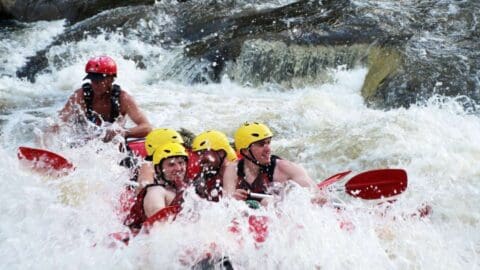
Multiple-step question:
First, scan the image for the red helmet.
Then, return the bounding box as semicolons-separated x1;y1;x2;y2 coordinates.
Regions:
84;56;117;76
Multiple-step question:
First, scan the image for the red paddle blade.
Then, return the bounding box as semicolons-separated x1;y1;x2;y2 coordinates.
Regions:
345;169;407;200
143;205;181;228
18;146;74;172
317;170;352;189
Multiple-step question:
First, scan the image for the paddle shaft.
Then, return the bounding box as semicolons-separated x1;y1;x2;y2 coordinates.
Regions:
249;192;273;200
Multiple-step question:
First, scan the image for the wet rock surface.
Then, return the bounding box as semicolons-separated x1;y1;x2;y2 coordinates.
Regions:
0;0;154;23
11;0;480;109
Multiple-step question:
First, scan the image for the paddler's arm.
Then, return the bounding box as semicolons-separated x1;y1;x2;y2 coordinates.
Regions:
276;159;316;188
34;90;82;147
58;89;83;124
277;160;327;205
222;162;249;201
135;162;155;195
42;89;83;141
143;186;168;218
120;91;152;138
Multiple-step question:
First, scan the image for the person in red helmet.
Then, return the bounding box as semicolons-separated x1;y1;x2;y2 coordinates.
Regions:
58;56;151;142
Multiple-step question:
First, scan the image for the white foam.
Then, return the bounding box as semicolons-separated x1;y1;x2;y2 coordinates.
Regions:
0;9;479;270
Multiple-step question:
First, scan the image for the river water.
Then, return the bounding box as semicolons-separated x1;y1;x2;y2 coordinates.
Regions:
0;1;479;269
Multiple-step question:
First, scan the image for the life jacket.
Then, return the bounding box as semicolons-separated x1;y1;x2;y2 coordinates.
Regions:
124;181;184;231
186;150;201;181
82;82;122;125
236;155;280;201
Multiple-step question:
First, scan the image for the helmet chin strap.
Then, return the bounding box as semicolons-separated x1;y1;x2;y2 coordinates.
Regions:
155;163;167;181
155;162;177;189
243;148;269;171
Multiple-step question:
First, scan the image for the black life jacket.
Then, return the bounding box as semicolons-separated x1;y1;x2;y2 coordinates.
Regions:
82;82;121;125
237;155;280;200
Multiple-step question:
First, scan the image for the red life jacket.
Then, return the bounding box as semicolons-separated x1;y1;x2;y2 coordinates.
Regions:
186;150;201;181
124;182;184;231
236;155;280;201
124;184;155;230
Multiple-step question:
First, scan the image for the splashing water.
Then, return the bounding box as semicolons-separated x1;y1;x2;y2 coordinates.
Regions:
0;4;479;270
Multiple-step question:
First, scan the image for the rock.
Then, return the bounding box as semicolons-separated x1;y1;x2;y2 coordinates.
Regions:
229;39;370;88
13;0;478;109
182;0;350;82
361;47;404;104
365;45;480;109
0;0;154;23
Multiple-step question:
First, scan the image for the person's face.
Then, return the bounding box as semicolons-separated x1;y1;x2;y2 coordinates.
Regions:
196;150;222;177
90;76;114;94
160;156;187;187
247;137;272;165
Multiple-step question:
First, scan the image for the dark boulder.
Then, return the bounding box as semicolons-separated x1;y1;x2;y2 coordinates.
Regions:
182;0;351;82
359;0;480;109
0;0;154;23
13;0;479;109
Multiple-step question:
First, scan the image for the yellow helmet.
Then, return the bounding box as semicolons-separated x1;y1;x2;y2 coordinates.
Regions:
145;128;184;156
192;130;237;161
152;142;188;166
234;122;273;151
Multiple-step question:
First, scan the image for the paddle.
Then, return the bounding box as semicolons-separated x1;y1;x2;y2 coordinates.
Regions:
18;146;74;176
344;169;407;200
249;169;407;200
317;170;352;189
248;170;352;200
